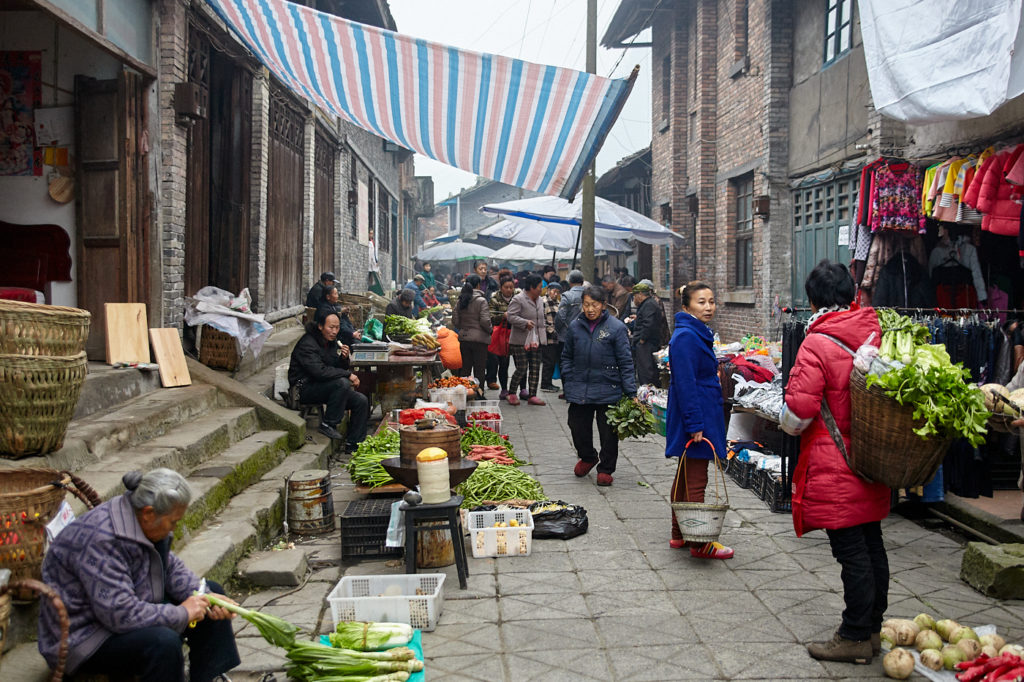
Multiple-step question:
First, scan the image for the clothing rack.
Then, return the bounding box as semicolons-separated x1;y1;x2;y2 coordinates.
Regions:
782;306;1024;315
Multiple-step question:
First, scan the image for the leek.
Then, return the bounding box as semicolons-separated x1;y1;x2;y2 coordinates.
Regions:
202;593;301;649
285;640;424;675
331;621;414;650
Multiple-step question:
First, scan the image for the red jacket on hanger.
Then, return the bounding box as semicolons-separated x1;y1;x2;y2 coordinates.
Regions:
974;145;1024;236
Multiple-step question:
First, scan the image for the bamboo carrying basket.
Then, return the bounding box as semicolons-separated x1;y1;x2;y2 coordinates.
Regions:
198;325;241;371
671;440;730;543
0;468;70;592
0;352;88;458
848;368;952;489
0;300;90;356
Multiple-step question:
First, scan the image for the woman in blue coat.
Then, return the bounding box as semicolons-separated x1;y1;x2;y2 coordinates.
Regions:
561;285;636;486
666;281;733;559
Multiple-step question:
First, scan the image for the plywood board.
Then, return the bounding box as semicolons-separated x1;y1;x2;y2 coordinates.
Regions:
104;303;150;364
149;328;191;387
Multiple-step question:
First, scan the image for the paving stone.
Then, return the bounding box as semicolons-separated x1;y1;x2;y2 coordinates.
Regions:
594;612;697;647
422;652;508;682
419;622;504;657
498;570;583;595
238;547;309;586
500;617;601;651
570;549;651;572
505;647;615;681
605;643;719;680
707;641;828;679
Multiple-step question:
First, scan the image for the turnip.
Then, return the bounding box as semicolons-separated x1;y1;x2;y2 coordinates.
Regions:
950;625;979;645
979;633;1005;651
956;638;982;659
1000;644;1024;657
881;619;920;646
919;648;943;671
941;644;967;670
915;629;943;652
913;613;937;632
880;626;897;648
1008;388;1024;415
936;619;961;641
882;648;915;679
982;644;999;658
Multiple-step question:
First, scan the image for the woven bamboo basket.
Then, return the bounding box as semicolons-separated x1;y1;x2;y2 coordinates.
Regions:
0;587;9;659
0;352;88;458
671;440;730;543
849;368;952;489
0;469;70;591
198;326;240;371
0;300;91;357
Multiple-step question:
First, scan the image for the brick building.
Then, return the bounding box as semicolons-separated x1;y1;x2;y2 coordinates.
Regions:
605;0;1024;340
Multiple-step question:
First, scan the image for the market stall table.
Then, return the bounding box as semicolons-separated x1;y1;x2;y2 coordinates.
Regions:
351;353;443;416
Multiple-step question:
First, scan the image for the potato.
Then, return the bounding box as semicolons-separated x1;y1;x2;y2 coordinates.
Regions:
979;633;1006;651
882;648;915;680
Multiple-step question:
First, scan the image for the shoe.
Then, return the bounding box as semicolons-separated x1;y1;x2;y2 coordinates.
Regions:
689;541;734;560
870;632;880;656
596;473;613;486
669;538;687;549
499;389;509;399
488;382;499;390
507;393;520;406
558;393;566;400
806;631;872;664
318;422;344;441
527;396;546;406
574;459;597;477
518;389;530;400
540;384;557;392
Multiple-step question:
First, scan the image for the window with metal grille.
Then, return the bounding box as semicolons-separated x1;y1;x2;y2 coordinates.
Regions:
378;185;390;253
733;174;754;289
824;0;854;64
663;246;671;289
661;55;670;125
791;175;857;307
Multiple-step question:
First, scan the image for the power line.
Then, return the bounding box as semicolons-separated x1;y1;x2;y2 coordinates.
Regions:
518;0;533;59
607;0;663;78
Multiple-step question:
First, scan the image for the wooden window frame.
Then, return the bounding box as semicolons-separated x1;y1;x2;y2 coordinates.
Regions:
824;0;854;65
733;174;754;290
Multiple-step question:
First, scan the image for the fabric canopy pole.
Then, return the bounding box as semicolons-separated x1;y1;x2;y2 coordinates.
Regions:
205;0;636;199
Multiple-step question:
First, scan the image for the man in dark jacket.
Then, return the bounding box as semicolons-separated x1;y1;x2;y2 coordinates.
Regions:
288;310;369;450
316;285;356;347
385;289;416;318
305;271;336;308
602;274;631;319
629;281;667;386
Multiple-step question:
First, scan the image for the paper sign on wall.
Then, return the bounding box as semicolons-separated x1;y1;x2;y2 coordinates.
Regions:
838;225;850;247
357;180;369;246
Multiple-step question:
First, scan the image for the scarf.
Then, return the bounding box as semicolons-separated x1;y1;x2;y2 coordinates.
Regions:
805;304;850;331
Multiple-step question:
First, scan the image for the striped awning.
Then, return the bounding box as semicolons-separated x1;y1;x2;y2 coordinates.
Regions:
205;0;636;199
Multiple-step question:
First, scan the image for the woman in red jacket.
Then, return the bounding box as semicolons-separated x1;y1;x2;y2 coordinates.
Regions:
780;260;891;665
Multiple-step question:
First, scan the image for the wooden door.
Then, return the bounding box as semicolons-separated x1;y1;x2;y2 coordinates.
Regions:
185;24;211;299
75;72;149;360
313;126;336;278
265;90;305;311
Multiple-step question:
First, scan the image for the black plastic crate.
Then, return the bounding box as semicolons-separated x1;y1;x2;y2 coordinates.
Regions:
340;498;402;561
763;472;792;513
751;467;771;501
726;459;756;489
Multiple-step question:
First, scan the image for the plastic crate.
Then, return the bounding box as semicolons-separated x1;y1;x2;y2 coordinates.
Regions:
339;499;402;561
752;468;772;501
727;459;755;489
466;406;503;433
763;472;792;513
651;403;667;437
328;573;445;632
467;508;534;558
467;399;501;411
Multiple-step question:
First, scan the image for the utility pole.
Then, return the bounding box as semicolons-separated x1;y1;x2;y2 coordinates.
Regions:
580;0;596;284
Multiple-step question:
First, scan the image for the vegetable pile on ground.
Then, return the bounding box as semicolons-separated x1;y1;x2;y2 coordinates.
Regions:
455;460;545;508
606;396;655;440
346;429;400;488
460;425;518;459
869;310;990;447
878;613;1023;679
384;315;431;338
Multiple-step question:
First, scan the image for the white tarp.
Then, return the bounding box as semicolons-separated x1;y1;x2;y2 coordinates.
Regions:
860;0;1024;123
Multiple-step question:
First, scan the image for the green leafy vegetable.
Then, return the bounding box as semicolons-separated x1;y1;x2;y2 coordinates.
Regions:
346;429;400;487
330;621;413;650
204;593;301;649
384;315;431;337
605;396;655;440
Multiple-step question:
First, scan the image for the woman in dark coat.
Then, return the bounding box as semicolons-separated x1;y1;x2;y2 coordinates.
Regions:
561;285;636;486
666;281;733;559
780;260;890;665
451;274;492;390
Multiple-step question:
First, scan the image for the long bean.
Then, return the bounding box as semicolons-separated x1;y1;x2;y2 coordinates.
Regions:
455;461;545;508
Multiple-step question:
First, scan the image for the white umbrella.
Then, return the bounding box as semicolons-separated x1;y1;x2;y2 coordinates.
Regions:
480;195;682;245
415;239;495;263
490;243;581;263
478;219;633;252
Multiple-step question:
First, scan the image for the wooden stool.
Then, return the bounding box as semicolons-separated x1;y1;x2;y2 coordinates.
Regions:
399;494;468;589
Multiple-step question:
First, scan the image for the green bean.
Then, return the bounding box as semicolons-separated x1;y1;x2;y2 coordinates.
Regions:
455;462;545;508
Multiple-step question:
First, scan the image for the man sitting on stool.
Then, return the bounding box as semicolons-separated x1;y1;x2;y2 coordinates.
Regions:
288;309;369;451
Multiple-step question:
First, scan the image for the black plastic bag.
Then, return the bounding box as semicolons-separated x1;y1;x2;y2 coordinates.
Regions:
529;500;588;539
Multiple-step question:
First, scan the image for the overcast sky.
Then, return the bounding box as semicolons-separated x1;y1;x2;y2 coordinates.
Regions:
388;0;652;201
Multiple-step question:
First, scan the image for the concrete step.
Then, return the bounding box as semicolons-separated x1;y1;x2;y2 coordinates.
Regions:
72;362;162;420
233;320;304;383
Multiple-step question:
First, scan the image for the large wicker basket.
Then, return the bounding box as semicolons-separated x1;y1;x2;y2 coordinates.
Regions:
198;326;240;371
849;368;952;489
0;468;70;592
0;300;91;356
671;440;730;543
0;352;88;458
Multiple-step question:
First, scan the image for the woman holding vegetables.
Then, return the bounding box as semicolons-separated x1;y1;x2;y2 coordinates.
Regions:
451;274;492;393
665;281;734;560
561;285;636;486
779;260;891;665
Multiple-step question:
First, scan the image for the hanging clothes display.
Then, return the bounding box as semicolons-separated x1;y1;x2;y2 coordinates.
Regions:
928;231;988;307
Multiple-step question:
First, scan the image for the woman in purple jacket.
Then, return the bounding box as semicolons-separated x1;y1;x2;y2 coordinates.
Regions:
39;469;239;682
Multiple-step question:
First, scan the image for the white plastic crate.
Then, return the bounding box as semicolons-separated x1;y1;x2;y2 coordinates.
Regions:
428;385;467;411
466;405;503;433
467;399;501;410
327;573;445;632
467;509;534;558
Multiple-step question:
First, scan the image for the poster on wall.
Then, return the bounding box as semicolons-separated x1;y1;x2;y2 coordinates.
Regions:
357;179;369;246
0;51;42;176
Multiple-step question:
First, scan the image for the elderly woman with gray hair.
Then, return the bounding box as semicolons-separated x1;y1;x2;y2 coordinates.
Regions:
39;468;240;682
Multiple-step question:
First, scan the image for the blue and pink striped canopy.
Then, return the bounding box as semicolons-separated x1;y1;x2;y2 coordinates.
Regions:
205;0;635;199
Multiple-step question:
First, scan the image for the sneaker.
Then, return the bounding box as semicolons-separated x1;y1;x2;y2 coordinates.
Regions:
541;385;559;393
574;459;597;477
689;541;734;560
488;382;499;390
507;393;520;406
527;396;546;406
499;389;509;399
596;473;613;486
806;631;872;664
318;422;344;441
669;538;687;549
871;632;880;656
518;389;530;400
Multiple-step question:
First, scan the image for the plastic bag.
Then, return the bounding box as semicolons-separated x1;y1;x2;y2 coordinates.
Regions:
363;317;383;341
529;500;588;539
524;327;539;351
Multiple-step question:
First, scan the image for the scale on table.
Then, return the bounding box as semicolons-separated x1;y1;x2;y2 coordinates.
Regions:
352;342;390;362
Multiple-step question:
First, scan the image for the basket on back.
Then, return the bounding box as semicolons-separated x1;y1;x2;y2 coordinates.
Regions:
848;368;951;489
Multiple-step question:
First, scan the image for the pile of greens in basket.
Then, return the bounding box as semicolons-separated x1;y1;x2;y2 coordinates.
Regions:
605;396;655;440
868;309;989;446
346;429;400;488
455;461;545;508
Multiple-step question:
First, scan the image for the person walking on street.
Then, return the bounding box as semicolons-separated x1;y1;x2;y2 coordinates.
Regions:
601;274;631;319
562;285;636;486
629;281;667;386
488;275;523;398
451;274;492;392
506;274;547;406
420;261;436;291
666;281;734;559
780;260;891;665
540;284;562;392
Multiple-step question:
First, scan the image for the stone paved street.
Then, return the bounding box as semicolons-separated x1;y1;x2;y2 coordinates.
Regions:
231;398;1024;681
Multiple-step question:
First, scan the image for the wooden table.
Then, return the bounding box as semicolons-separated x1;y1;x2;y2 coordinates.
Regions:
351;354;443;415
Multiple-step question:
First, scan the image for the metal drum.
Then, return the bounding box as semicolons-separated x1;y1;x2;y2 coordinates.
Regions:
287;470;335;535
